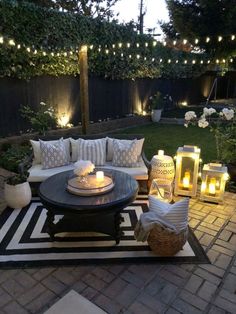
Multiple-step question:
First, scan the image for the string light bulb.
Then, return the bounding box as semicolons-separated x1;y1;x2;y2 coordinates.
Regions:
145;42;148;47
118;43;122;48
105;49;109;54
206;37;210;43
0;37;3;44
168;59;171;63
26;47;31;52
231;35;235;40
175;60;179;63
127;43;130;48
230;58;233;62
17;44;21;49
192;60;196;64
8;39;15;46
112;44;115;48
184;60;188;64
218;36;223;42
194;38;199;44
173;40;177;45
153;41;157;47
159;58;163;63
183;39;187;45
136;54;140;59
89;45;93;49
200;60;203;64
136;43;140;48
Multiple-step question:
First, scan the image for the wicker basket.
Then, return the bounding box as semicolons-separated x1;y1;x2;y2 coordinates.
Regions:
147;224;188;256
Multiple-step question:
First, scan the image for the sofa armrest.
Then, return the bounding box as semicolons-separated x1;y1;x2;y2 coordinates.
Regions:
18;151;34;175
141;151;151;171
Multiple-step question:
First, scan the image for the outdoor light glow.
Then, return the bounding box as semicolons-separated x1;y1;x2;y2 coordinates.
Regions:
118;43;122;48
8;39;15;46
57;113;70;127
206;37;210;43
145;42;148;47
183;171;190;189
176;60;179;63
184;60;187;64
231;35;235;40
17;44;21;49
0;37;3;44
153;41;157;47
136;43;140;47
136;54;140;59
180;101;188;106
158;150;164;156
218;36;223;42
192;60;196;64
89;45;93;49
194;38;199;44
183;39;187;44
127;43;130;48
173;40;177;45
26;47;30;52
168;59;171;63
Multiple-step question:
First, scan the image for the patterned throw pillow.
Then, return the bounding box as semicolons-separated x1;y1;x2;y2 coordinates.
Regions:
40;139;70;169
112;139;139;167
77;138;106;166
107;138;144;161
148;195;189;232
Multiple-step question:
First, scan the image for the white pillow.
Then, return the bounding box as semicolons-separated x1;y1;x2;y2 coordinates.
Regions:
107;137;144;161
30;138;70;164
112;139;139;167
148;195;189;232
76;138;106;166
40;138;70;169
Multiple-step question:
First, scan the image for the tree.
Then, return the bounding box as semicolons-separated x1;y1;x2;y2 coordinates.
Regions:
21;0;120;19
161;0;236;57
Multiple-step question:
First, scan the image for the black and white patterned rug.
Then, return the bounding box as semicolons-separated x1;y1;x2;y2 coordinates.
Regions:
0;196;209;268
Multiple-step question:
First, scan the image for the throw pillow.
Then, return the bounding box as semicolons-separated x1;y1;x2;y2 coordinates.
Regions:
76;138;106;166
40;138;70;169
148;195;189;232
112;139;139;167
107;138;144;162
30;138;70;164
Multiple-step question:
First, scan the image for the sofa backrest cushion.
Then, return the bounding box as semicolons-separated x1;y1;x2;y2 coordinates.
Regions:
107;137;144;162
40;138;70;169
30;138;71;164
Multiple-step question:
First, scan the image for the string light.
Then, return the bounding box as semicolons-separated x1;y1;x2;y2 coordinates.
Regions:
112;44;115;49
192;60;196;64
216;59;219;64
136;54;140;59
218;36;223;42
194;38;199;44
105;49;109;54
173;40;177;45
183;39;187;45
136;43;140;48
17;44;21;49
175;60;179;63
206;37;210;43
127;43;130;48
145;42;148;47
184;60;187;64
89;45;93;49
231;35;235;40
168;59;171;63
118;43;122;48
8;39;15;46
153;41;157;47
0;36;3;44
26;47;30;52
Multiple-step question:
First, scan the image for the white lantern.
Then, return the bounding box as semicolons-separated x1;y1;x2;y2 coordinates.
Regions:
174;145;201;197
149;150;175;183
200;163;229;203
149;179;173;203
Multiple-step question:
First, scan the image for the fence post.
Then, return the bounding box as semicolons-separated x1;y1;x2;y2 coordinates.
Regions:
79;45;89;134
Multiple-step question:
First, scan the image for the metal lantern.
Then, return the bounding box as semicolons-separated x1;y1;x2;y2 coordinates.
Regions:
149;150;175;183
174;145;201;197
149;179;173;203
200;163;229;203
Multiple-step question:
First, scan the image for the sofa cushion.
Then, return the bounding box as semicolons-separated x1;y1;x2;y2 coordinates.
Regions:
40;138;70;169
28;160;148;182
107;137;144;162
30;138;70;164
112;139;139;167
70;138;106;164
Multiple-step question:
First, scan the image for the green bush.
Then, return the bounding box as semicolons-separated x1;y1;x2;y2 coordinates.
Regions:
0;144;31;173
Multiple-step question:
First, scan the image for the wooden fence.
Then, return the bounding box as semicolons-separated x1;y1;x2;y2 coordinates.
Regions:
0;72;236;136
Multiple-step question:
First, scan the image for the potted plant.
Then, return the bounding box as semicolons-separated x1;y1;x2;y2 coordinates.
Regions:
4;172;31;209
149;92;166;122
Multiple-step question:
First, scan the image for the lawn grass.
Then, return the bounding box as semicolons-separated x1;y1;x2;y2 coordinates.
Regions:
117;123;216;163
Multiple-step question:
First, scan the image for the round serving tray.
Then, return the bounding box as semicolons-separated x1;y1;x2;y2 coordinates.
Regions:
67;174;115;196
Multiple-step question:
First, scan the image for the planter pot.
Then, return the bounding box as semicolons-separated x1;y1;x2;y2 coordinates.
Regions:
4;182;32;209
151;109;162;122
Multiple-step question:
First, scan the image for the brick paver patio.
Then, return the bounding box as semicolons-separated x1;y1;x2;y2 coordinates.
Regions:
0;168;235;314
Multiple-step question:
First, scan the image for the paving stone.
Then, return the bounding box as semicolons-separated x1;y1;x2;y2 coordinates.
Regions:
211;244;235;257
230;266;236;275
193;230;204;240
92;267;116;283
107;264;126;275
200;234;214;246
25;289;56;313
137;291;166;313
219;230;232;241
200;264;225;278
17;283;45;306
120;270;145;288
200;221;221;232
0;270;18;284
81;286;98;300
197;226;217;236
32;268;55;281
179;290;208;311
197;281;218;301
214;295;236;313
3;301;28;314
214;254;232;270
102;278;127;299
15;271;37;289
184;274;203;294
52;269;76;285
0;291;12;307
42;275;67;294
128;301;156;314
128;264;161;282
94;294;123;314
214;217;226;227
157;282;179;304
158;269;186;287
225;222;236;233
164;265;189;279
219;289;236;304
205;214;217;223
2;278;26;298
208;305;228;314
194;268;221;285
222;273;236;293
82;273;107;291
189;218;200;228
115;283;139;307
165;308;181;314
145;276;167;296
207;249;220;263
229;234;236;245
72;280;87;293
171;298;202;314
216;239;236;251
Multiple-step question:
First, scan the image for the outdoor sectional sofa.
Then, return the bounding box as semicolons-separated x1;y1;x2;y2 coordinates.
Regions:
19;134;150;192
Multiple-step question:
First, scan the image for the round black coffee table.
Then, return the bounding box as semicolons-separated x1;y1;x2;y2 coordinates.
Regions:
38;169;138;244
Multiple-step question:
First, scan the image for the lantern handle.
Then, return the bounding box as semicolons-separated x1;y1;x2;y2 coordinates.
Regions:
152;180;165;199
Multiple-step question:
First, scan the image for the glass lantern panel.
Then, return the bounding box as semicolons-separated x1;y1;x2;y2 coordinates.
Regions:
206;174;222;196
179;157;195;190
149;179;173;203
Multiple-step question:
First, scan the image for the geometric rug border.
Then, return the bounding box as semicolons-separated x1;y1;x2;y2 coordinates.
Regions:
0;199;211;269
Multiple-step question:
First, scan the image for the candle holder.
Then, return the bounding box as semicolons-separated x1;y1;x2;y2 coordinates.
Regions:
149;179;173;203
174;145;201;197
200;163;229;203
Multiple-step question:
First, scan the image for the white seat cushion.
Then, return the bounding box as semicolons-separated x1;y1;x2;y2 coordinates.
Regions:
28;159;148;182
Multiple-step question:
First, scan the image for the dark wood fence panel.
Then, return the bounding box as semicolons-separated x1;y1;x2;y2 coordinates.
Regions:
0;73;236;137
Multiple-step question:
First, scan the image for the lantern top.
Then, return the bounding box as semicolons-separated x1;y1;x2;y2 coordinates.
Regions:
203;163;228;173
177;145;200;154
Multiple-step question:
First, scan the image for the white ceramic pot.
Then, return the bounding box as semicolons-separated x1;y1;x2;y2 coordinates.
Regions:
4;182;32;209
151;109;162;122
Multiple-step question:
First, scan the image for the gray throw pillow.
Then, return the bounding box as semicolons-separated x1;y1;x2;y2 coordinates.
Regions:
40;138;70;169
112;139;139;167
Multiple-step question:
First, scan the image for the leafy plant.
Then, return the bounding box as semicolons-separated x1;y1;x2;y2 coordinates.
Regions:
5;172;29;185
20;102;58;135
149;92;166;110
0;144;31;173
